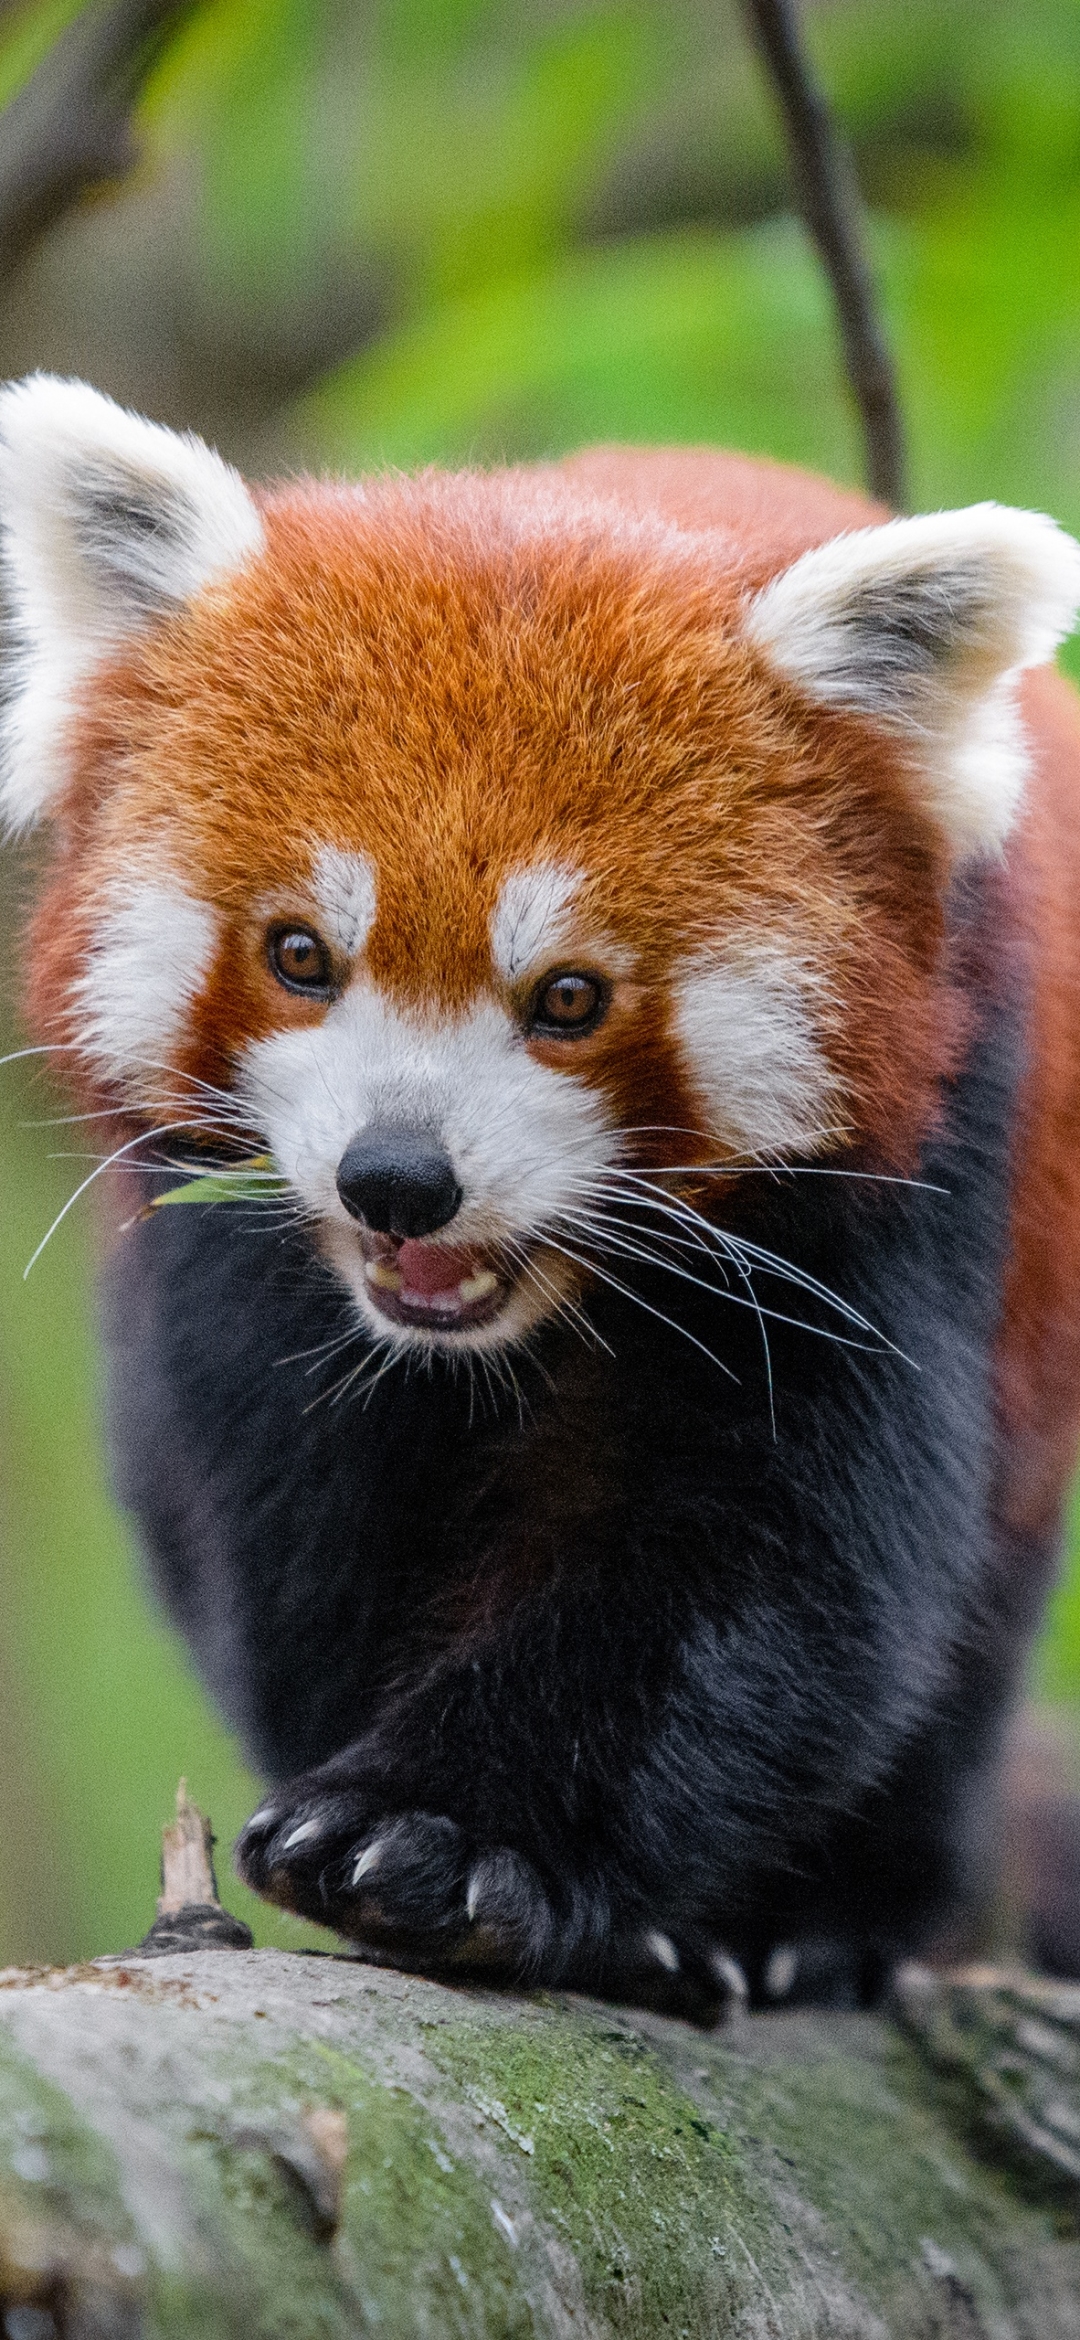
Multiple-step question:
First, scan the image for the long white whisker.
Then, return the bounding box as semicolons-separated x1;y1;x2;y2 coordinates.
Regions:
542;1232;739;1383
560;1208;889;1355
570;1175;896;1336
22;1122;198;1279
707;1223;776;1434
357;1344;408;1412
719;1230;912;1360
288;1326;368;1375
0;1044;74;1070
303;1333;391;1415
564;1200;783;1410
594;1159;949;1196
45;1154;285;1180
505;1240;613;1359
563;1201;729;1268
584;1173;896;1345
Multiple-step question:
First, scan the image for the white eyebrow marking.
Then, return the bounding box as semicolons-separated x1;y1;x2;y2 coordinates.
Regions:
313;846;377;957
490;862;582;981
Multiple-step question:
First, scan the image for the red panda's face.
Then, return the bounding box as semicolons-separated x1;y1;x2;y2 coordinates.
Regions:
3;384;1078;1357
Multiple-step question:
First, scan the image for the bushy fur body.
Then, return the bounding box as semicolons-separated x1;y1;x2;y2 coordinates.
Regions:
108;882;1029;2009
5;386;1080;2015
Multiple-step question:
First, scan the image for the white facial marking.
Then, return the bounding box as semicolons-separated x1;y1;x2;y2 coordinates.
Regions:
239;980;612;1351
746;503;1080;858
312;846;377;957
490;862;582;981
72;870;217;1090
674;944;841;1160
0;374;264;830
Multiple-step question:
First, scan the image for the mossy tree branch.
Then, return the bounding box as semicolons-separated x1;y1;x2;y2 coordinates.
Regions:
1;1943;1078;2337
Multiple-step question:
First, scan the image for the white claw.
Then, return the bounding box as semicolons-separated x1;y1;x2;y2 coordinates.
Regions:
352;1838;385;1886
247;1807;279;1833
762;1944;799;2001
281;1819;322;1852
709;1950;749;2007
643;1928;681;1974
466;1869;484;1923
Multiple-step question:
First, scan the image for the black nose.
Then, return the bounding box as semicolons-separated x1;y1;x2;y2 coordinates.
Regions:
336;1126;463;1239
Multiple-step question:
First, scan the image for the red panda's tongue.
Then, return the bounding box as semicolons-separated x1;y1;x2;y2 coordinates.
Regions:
395;1239;485;1298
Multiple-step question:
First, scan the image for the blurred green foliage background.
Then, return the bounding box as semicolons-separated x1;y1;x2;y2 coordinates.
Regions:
0;0;1079;1964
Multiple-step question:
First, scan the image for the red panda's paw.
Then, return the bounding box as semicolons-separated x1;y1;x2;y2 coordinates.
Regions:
235;1800;555;1975
235;1795;746;2024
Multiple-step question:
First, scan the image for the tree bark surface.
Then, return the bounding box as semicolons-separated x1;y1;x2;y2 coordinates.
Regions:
1;1949;1079;2337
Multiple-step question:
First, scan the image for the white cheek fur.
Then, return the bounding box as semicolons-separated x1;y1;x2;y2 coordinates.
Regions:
673;946;842;1160
71;871;218;1091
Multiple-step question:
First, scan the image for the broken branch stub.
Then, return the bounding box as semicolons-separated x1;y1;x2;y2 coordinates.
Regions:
138;1779;253;1955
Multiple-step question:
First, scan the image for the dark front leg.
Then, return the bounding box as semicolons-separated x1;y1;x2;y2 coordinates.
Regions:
232;1564;918;2022
234;1606;750;2027
236;1775;747;2027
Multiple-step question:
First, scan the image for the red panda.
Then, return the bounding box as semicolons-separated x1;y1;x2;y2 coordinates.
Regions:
4;372;1080;2017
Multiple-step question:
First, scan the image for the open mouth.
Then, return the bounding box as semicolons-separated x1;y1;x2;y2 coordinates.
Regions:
357;1230;514;1334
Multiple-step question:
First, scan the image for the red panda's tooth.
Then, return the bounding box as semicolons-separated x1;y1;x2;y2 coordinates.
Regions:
459;1269;498;1303
365;1260;402;1292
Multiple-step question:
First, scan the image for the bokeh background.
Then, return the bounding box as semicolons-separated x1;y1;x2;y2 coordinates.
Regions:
0;0;1079;1965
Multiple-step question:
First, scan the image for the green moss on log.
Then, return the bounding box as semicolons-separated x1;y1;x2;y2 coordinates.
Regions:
429;2004;777;2332
211;2039;536;2338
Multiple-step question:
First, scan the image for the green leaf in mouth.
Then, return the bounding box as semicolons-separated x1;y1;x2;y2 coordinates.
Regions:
150;1154;287;1209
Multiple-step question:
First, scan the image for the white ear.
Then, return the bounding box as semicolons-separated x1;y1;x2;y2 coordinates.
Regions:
0;374;264;829
744;504;1080;856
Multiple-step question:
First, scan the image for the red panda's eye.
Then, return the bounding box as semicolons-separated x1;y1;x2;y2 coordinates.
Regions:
529;972;606;1038
268;925;334;996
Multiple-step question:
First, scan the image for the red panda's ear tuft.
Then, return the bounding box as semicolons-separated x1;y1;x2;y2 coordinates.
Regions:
0;374;264;831
744;504;1080;859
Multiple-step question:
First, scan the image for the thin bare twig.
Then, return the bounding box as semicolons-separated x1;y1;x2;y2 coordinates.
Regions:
0;0;199;288
138;1779;253;1954
742;0;905;509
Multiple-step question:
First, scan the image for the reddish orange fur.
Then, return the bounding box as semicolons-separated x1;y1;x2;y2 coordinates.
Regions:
995;666;1080;1541
24;446;1080;1535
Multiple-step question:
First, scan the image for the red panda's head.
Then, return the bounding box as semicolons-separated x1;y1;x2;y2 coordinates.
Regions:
2;378;1078;1355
